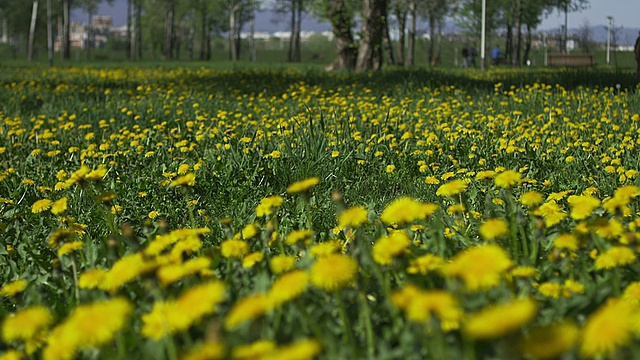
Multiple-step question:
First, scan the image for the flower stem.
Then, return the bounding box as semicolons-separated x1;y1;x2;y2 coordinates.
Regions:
358;291;375;358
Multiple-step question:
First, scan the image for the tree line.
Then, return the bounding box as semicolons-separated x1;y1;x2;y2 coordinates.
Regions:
0;0;588;70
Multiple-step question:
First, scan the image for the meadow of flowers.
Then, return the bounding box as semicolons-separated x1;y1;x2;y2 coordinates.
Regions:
1;65;640;360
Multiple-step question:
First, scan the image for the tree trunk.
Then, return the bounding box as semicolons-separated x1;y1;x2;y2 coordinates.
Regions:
188;9;196;60
288;0;296;61
406;0;415;66
428;15;435;66
383;13;395;65
126;0;132;59
523;24;532;65
86;8;93;60
135;0;142;59
1;9;8;43
199;6;208;60
295;1;302;61
47;0;53;66
356;0;387;71
394;5;406;66
325;0;356;71
164;0;174;60
249;6;255;61
229;6;238;60
513;2;523;67
62;0;71;59
28;0;39;62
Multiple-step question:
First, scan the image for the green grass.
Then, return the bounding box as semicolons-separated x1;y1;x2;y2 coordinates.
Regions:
1;65;640;359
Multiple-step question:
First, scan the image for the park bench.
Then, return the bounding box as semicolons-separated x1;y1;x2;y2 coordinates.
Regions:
546;53;594;67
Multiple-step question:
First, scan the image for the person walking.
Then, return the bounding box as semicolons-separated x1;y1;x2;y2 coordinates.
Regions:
491;45;501;66
470;46;477;67
462;46;469;68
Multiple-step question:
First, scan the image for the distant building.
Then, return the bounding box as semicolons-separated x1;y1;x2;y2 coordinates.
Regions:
54;16;113;51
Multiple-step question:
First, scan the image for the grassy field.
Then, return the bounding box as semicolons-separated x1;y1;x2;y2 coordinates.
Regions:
1;64;640;359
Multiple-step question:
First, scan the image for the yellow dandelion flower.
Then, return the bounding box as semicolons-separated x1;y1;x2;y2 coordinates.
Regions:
478;218;509;241
56;241;84;257
221;239;249;259
494;170;522;188
532;201;567;227
270;255;296;274
286;177;319;194
256;195;284;217
580;298;637;357
267;270;309;308
391;284;421;311
224;294;269;330
309;241;342;258
170;173;196;187
262;339;322;360
0;280;27;297
99;253;151;292
592;218;624;240
425;176;440;184
623;282;640;305
2;306;53;342
464;298;538;340
519;191;543;207
510;266;537;278
50;197;68;215
0;350;22;360
32;199;52;213
595;246;636;269
372;231;411;265
47;228;75;248
436;179;467;197
405;290;463;330
182;342;226;360
140;301;180;340
406;254;445;275
563;279;584;296
567;195;600;220
553;233;580;251
380;197;438;225
521;321;579;360
442;244;513;291
338;206;369;228
446;203;466;215
178;164;190;175
43;298;131;360
538;282;563;298
285;229;313;245
78;268;107;289
142;282;225;339
232;340;276;360
157;257;211;285
309;254;358;292
475;170;497;180
242;252;264;268
239;223;259;240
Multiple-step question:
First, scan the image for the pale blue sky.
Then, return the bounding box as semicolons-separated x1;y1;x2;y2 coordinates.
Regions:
540;0;639;30
84;0;640;32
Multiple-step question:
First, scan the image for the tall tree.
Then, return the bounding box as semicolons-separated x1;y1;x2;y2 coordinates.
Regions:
61;0;71;59
356;0;387;70
406;0;416;65
323;0;357;70
47;0;53;66
27;0;39;62
225;0;243;60
81;0;99;59
164;0;175;59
